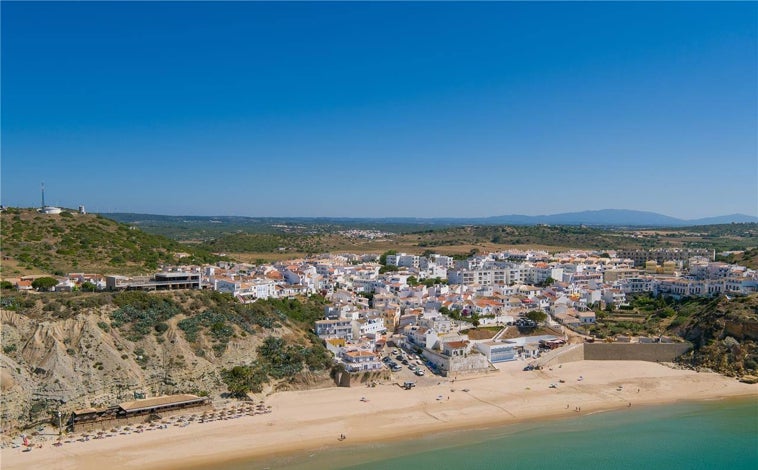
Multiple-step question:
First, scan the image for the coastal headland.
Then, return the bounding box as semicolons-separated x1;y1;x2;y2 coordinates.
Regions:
2;360;755;470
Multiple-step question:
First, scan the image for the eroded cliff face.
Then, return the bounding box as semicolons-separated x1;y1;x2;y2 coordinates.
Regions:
723;318;758;342
677;294;758;377
0;306;319;433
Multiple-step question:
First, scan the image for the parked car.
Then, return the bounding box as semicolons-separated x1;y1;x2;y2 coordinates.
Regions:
414;370;425;376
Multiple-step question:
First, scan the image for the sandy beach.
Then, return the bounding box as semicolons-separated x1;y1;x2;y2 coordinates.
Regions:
2;360;756;470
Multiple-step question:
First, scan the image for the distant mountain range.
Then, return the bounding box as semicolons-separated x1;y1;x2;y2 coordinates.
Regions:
477;210;758;227
105;209;757;228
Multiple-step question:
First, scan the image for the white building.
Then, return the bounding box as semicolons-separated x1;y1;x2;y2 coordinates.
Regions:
315;319;354;340
475;341;517;363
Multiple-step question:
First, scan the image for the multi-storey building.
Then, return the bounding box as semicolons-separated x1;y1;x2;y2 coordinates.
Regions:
315;319;354;340
616;249;714;268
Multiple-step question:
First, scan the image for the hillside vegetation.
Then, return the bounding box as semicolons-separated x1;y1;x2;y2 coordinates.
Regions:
102;213;757;269
0;290;333;432
676;294;758;377
0;208;224;276
195;223;756;262
584;293;758;377
718;247;758;270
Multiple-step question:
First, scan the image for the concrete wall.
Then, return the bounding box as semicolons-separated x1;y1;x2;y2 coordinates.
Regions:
332;368;389;387
448;353;491;375
535;344;585;367
421;349;491;377
583;343;691;362
533;342;692;367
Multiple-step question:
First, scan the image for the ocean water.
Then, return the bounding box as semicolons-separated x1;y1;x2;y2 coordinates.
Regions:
215;399;758;470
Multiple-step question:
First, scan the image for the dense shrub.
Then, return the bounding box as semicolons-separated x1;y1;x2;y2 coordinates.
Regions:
110;293;180;341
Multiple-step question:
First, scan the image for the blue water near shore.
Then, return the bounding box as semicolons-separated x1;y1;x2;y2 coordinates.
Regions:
218;399;758;470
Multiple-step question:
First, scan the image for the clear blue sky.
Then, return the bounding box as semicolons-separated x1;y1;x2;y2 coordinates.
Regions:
2;2;756;218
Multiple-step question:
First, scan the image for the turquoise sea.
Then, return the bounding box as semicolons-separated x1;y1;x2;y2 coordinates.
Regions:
212;399;758;470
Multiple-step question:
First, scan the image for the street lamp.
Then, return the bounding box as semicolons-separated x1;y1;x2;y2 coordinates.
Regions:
57;410;62;435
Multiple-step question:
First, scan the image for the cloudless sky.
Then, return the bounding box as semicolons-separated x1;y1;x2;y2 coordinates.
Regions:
2;1;756;218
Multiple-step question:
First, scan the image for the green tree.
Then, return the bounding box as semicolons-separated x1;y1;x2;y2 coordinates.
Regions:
80;281;97;292
31;277;58;291
440;306;462;321
526;310;547;323
359;292;374;306
379;250;397;266
407;276;419;287
222;365;266;397
379;265;399;274
0;280;14;290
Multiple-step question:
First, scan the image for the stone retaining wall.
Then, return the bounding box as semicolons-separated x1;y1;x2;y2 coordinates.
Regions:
535;343;585;367
583;342;692;362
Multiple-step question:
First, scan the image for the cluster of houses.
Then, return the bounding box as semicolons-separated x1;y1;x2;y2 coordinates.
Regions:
8;247;756;376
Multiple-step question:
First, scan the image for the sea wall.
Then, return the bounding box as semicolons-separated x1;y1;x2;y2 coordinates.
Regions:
535;344;585;367
421;350;491;377
583;343;692;362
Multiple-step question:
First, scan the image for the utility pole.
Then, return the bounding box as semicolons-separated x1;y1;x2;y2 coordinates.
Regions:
57;410;62;435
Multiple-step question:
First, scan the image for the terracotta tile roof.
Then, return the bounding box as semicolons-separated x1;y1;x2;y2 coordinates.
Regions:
345;350;376;358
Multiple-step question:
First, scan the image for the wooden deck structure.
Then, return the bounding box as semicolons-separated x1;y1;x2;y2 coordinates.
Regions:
68;394;211;432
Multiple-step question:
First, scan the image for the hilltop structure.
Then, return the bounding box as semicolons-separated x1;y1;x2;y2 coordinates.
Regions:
38;183;62;214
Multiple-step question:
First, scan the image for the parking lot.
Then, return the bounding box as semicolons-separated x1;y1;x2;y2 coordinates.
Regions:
380;348;440;386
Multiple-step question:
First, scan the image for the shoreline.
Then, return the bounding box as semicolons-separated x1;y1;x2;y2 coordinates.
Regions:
241;395;758;470
210;395;758;470
2;360;756;470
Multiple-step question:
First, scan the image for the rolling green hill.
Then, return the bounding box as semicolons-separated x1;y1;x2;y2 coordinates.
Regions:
0;208;225;277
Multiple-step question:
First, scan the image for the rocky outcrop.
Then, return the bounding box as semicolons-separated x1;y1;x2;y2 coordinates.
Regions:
677;294;758;377
0;297;329;434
